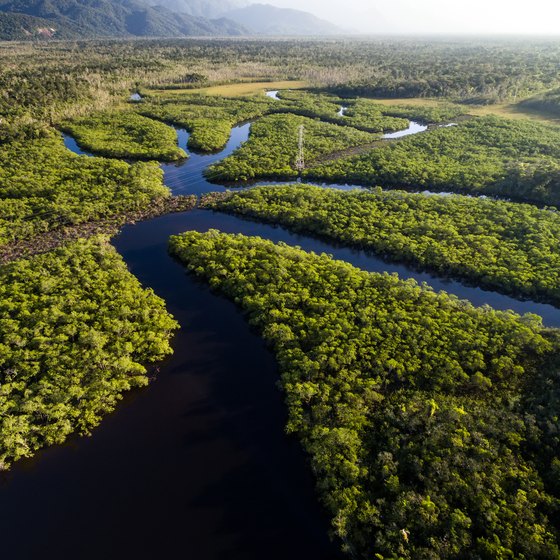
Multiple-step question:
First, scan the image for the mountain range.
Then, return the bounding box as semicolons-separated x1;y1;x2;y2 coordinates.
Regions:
143;0;239;19
223;4;341;36
0;0;342;39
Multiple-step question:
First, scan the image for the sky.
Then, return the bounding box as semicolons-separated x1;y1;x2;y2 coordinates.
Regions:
262;0;560;35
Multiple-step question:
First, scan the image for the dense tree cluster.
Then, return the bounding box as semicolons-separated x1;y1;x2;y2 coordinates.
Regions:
273;91;453;132
170;230;560;559
0;133;169;245
2;38;560;139
342;99;414;132
137;92;273;151
138;90;429;153
0;12;78;40
306;115;560;206
202;185;560;304
0;67;91;122
61;111;187;161
273;89;347;120
207;113;376;182
0;236;177;468
352;100;465;125
316;41;560;103
3;38;560;557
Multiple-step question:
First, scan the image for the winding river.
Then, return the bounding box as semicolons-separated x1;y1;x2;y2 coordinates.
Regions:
1;109;559;560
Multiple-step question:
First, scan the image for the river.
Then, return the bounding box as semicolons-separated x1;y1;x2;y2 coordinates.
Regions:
1;109;559;560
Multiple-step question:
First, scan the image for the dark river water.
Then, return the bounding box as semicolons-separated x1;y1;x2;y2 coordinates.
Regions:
1;114;559;560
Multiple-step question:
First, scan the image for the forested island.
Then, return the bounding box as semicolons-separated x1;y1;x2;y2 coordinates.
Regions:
1;36;560;559
170;229;560;559
201;185;560;304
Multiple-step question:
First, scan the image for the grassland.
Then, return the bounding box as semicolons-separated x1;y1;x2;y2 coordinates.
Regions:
467;102;560;125
149;80;309;98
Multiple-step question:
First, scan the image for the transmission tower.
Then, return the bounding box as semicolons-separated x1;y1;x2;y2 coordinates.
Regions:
295;124;305;173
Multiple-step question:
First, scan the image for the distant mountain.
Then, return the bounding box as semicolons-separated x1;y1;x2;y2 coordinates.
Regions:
222;3;341;35
0;0;248;39
0;0;343;40
145;0;240;19
0;11;77;38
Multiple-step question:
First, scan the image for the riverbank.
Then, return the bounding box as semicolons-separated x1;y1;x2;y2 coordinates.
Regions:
0;195;196;265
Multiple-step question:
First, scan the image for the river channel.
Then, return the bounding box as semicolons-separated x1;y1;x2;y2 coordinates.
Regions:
1;108;558;560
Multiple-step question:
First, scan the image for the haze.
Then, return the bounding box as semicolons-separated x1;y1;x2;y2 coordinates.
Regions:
263;0;560;35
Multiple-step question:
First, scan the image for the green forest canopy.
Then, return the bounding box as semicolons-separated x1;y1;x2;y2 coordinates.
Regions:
61;111;187;161
170;230;560;560
202;185;560;305
137;93;273;152
207;113;376;182
306;115;560;206
1;37;560;557
0;236;177;468
0;132;168;246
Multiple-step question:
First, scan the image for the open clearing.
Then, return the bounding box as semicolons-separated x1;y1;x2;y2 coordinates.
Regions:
466;102;560;124
150;80;308;97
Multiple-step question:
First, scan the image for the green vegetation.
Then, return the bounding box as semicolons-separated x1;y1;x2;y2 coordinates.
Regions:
160;80;308;97
202;185;560;304
139;90;412;154
207;113;376;182
0;132;169;246
139;88;460;160
3;39;560;140
318;40;560;103
0;12;77;40
276;90;421;132
170;230;560;559
276;93;465;129
306;115;560;206
0;236;177;468
137;93;273;151
355;99;465;125
342;99;412;132
61;111;187;161
3;37;560;555
521;88;560;118
273;89;350;123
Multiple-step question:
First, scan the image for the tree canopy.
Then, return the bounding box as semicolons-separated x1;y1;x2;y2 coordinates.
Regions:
0;236;177;468
170;229;560;560
202;185;560;305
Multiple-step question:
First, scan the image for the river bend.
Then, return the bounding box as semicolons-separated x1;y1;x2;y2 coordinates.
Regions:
1;111;558;560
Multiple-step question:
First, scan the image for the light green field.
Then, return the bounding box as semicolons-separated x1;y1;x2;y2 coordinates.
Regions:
365;97;446;108
466;102;560;125
150;80;309;98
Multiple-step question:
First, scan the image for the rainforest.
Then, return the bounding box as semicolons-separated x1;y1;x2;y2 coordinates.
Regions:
0;36;560;560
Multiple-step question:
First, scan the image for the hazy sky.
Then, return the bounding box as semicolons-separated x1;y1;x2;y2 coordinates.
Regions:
263;0;560;34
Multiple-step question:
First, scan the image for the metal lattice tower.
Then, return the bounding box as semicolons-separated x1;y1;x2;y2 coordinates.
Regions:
295;124;305;173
